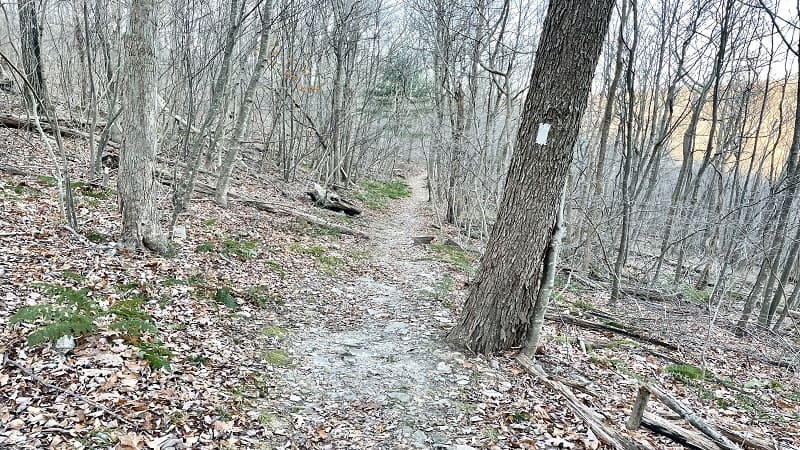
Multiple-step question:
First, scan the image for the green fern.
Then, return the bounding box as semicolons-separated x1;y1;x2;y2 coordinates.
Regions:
9;304;60;324
26;318;97;346
136;341;172;370
109;319;158;338
108;298;157;338
10;283;171;369
10;286;102;346
108;297;150;320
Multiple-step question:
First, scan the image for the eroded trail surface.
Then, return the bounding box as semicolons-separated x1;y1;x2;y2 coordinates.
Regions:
264;173;485;449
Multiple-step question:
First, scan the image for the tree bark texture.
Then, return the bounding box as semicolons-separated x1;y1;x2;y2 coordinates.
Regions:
446;0;615;354
118;0;167;253
17;0;47;106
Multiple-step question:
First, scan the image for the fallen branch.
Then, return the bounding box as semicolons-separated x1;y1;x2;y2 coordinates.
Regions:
636;383;741;450
721;346;798;370
545;313;679;351
517;355;654;450
558;269;680;303
240;199;369;239
62;225;93;245
620;286;680;303
154;169;368;239
0;231;29;237
0;113;121;149
716;425;777;450
641;412;720;450
412;236;435;245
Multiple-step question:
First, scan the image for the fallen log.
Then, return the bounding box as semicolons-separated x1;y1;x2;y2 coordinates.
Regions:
1;113;95;141
241;199;368;239
641;412;720;450
545;313;679;351
154;170;368;239
774;307;800;320
634;383;741;450
716;425;776;450
517;355;655;450
0;113;122;153
307;183;361;216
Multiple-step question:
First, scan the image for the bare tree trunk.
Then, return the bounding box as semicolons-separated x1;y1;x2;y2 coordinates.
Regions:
446;0;614;354
214;0;274;206
118;0;167;253
521;186;566;356
764;220;800;326
612;0;638;303
17;0;47;107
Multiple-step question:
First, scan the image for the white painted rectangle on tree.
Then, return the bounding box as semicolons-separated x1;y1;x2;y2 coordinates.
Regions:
535;123;551;145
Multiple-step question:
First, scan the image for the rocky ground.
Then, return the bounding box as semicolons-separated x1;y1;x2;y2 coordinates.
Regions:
258;173;492;448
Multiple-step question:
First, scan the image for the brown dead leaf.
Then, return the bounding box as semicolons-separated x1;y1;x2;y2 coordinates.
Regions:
116;432;144;450
214;420;234;433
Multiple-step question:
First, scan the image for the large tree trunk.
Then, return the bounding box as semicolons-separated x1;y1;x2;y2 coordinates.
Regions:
446;0;615;354
17;0;47;106
117;0;167;253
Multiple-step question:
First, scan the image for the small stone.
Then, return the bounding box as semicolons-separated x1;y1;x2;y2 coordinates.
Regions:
452;445;476;450
436;362;452;374
489;359;500;370
54;335;75;356
412;430;427;445
289;395;301;402
172;225;187;239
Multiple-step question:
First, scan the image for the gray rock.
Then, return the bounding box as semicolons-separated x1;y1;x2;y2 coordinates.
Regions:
172;225;187;239
451;446;476;450
412;430;427;444
436;362;452;373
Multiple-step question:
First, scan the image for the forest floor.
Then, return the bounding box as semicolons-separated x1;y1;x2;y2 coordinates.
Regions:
2;125;800;449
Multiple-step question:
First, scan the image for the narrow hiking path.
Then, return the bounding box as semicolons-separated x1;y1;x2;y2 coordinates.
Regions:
261;172;489;448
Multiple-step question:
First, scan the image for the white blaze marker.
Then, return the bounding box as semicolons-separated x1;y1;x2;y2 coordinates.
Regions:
535;123;551;145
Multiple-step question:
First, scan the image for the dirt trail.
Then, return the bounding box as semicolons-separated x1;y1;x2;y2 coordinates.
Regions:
264;173;482;449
